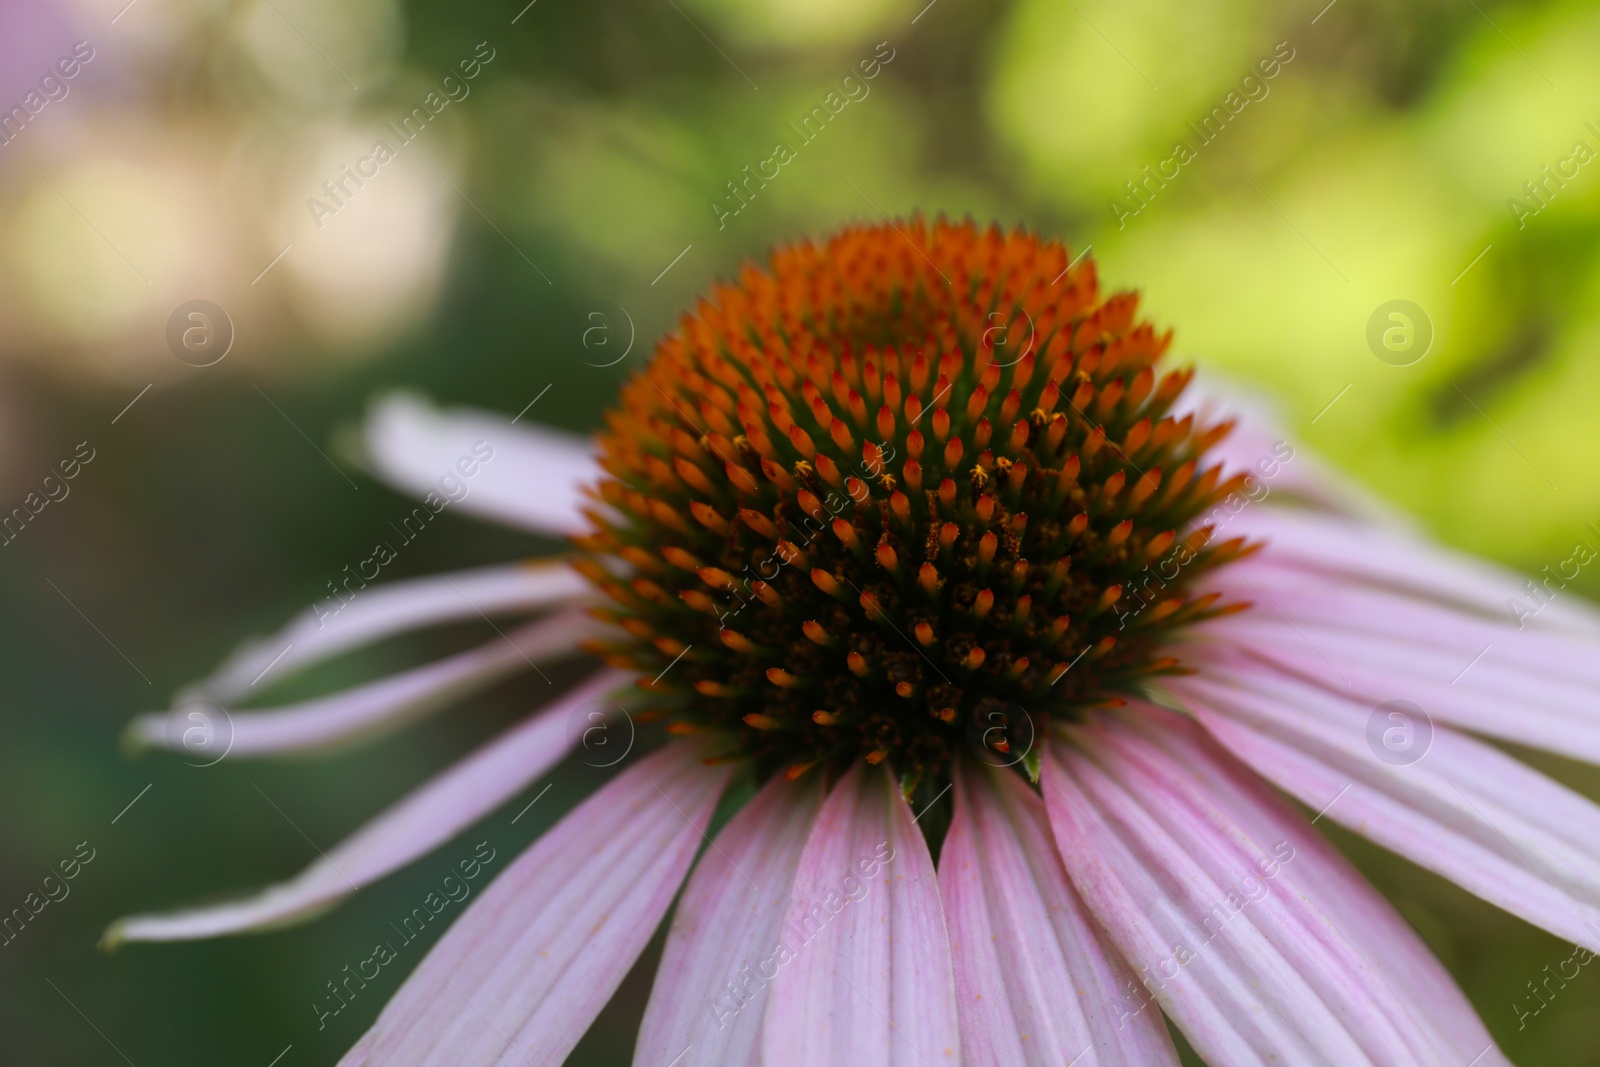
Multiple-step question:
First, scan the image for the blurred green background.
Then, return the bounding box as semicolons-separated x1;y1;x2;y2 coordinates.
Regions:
3;0;1600;1062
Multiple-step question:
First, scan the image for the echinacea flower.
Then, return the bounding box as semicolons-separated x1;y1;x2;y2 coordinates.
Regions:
111;218;1600;1067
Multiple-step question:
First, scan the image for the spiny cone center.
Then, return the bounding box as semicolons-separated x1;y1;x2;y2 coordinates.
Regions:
576;219;1252;788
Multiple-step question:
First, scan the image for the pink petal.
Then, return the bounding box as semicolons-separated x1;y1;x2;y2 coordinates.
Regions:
1207;615;1600;763
1044;709;1511;1066
762;763;959;1067
105;669;630;945
1133;709;1507;1067
364;393;602;536
940;761;1178;1066
1175;657;1600;955
199;561;590;703
126;608;601;758
339;739;731;1067
1198;557;1600;762
1217;561;1600;685
1225;507;1600;636
634;773;822;1067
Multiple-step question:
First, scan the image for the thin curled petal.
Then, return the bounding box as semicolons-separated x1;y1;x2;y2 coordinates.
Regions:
762;763;959;1067
1043;707;1507;1067
364;392;602;536
634;774;822;1067
940;761;1178;1067
340;739;730;1067
1174;656;1600;955
126;608;600;758
198;561;590;703
106;669;630;945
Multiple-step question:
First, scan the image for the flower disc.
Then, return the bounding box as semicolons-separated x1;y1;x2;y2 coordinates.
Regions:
577;219;1251;783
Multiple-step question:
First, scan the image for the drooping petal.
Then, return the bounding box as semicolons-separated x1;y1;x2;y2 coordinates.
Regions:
198;561;590;703
634;774;822;1067
1174;657;1600;955
363;392;602;536
125;608;601;758
339;738;731;1067
762;763;960;1067
940;760;1178;1067
1206;613;1600;764
1126;709;1507;1067
1043;706;1510;1067
1226;506;1600;636
1200;555;1600;763
1218;559;1600;686
105;669;631;945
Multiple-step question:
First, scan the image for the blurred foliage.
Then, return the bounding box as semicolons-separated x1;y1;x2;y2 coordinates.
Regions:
2;0;1600;1064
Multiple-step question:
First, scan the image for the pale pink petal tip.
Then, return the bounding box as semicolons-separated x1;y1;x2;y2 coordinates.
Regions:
198;560;591;703
104;669;631;947
363;391;603;537
123;607;600;759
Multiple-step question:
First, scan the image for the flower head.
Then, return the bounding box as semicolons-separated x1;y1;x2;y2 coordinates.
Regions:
109;219;1600;1067
580;220;1248;781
